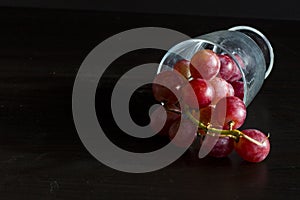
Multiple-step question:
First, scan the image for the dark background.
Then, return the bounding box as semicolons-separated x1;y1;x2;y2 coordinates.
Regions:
0;1;300;200
1;0;300;20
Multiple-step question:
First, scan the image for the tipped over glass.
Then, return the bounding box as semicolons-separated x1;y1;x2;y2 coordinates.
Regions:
158;26;274;106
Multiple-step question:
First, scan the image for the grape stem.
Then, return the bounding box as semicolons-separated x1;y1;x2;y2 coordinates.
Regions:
183;106;264;147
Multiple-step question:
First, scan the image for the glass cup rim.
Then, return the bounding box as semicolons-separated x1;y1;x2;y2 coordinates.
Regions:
228;25;274;79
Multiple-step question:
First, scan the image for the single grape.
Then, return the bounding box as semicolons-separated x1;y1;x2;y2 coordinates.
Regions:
190;49;220;80
150;106;180;136
234;54;245;68
228;66;242;82
174;59;191;79
169;118;197;148
209;77;235;105
231;81;244;100
235;129;270;163
152;71;186;104
218;54;235;81
199;105;215;126
214;96;247;130
228;54;244;82
181;78;215;109
208;136;234;158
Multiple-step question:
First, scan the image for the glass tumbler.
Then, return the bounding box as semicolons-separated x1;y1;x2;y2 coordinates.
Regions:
157;26;274;106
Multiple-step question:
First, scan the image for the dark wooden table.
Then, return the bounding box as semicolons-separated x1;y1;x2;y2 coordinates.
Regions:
0;7;299;199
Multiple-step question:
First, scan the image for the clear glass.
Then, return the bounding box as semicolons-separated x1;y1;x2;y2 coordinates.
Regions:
157;26;274;106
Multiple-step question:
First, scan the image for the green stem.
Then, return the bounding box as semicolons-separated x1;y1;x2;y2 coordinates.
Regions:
184;106;264;146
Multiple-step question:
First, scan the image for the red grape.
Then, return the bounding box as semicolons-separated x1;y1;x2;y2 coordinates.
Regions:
190;49;220;80
208;136;234;158
235;129;270;163
174;59;191;79
218;54;235;81
228;54;244;82
181;78;215;109
209;77;235;105
234;54;245;68
152;71;186;104
231;81;244;100
150;106;180;136
214;96;246;130
199;105;214;126
169;118;197;148
228;66;242;82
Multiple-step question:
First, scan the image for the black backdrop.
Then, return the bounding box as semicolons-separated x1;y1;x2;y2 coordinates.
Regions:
0;2;300;199
1;0;300;20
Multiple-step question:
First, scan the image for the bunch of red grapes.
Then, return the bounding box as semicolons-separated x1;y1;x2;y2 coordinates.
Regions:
151;49;270;163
